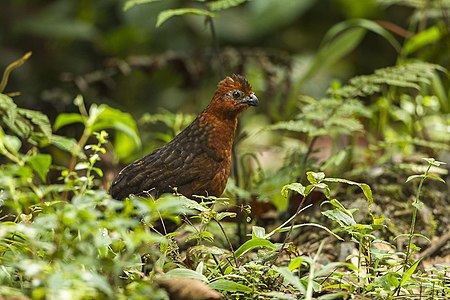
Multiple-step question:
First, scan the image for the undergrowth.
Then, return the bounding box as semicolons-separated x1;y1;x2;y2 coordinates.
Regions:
1;1;450;299
1;52;449;300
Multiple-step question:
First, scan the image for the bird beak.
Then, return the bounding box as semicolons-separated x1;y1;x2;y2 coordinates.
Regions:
243;94;259;106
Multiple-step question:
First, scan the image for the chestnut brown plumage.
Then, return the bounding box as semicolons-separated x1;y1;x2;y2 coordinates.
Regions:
110;74;258;200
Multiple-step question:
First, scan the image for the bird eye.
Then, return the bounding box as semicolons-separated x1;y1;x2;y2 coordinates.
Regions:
232;90;242;99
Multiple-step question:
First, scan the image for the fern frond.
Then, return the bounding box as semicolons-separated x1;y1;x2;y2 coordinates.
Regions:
329;62;446;99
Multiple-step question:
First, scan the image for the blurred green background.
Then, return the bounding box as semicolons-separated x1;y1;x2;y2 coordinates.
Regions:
1;0;417;116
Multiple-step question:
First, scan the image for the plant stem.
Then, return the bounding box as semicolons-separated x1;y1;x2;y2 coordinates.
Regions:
404;164;430;272
215;219;239;268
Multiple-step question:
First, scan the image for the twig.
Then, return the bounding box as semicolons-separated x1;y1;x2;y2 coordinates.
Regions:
0;52;32;93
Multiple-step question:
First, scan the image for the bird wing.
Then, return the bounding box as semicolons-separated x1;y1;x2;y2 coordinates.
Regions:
110;118;223;199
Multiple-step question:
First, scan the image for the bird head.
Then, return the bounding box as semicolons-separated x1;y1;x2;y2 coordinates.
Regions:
208;74;258;118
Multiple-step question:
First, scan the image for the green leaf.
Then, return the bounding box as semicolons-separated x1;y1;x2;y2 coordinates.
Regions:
216;212;236;221
281;183;306;198
288;257;304;271
123;0;161;11
18;108;52;144
306;171;325;184
426;174;446;184
322;19;401;52
324;178;373;205
207;0;247;11
422;157;446;167
322;209;356;227
272;266;306;293
397;258;422;288
275;223;343;241
300;27;366;83
156;8;215;28
412;200;424;210
27;154;52;182
0;93;18;128
1;134;22;154
165;268;208;282
54;113;86;131
403;26;442;55
406;174;424;183
208;279;253;293
252;226;266;239
234;238;277;258
92;105;141;152
50;135;85;158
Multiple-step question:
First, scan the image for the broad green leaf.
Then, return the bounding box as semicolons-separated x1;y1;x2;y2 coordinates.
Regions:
54;113;86;131
234;238;277;258
27;154;52;182
18;108;52;143
156;9;215;28
207;0;247;11
50;135;85;158
91;105;141;153
208;279;252;293
322;209;356;227
123;0;160;11
165;268;208;282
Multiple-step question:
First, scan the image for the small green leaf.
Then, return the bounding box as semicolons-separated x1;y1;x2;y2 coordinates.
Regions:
324;178;373;205
234;238;277;258
425;174;446;183
288;257;304;271
207;0;247;11
27;154;52;182
306;171;325;184
281;183;306;197
216;212;236;221
156;8;215;28
412;200;424;209
208;279;252;293
403;26;442;55
422;157;446;167
252;226;266;239
123;0;160;11
406;174;424;183
54;113;86;131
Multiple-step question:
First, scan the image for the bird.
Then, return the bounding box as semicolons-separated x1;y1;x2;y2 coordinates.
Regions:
110;74;258;200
